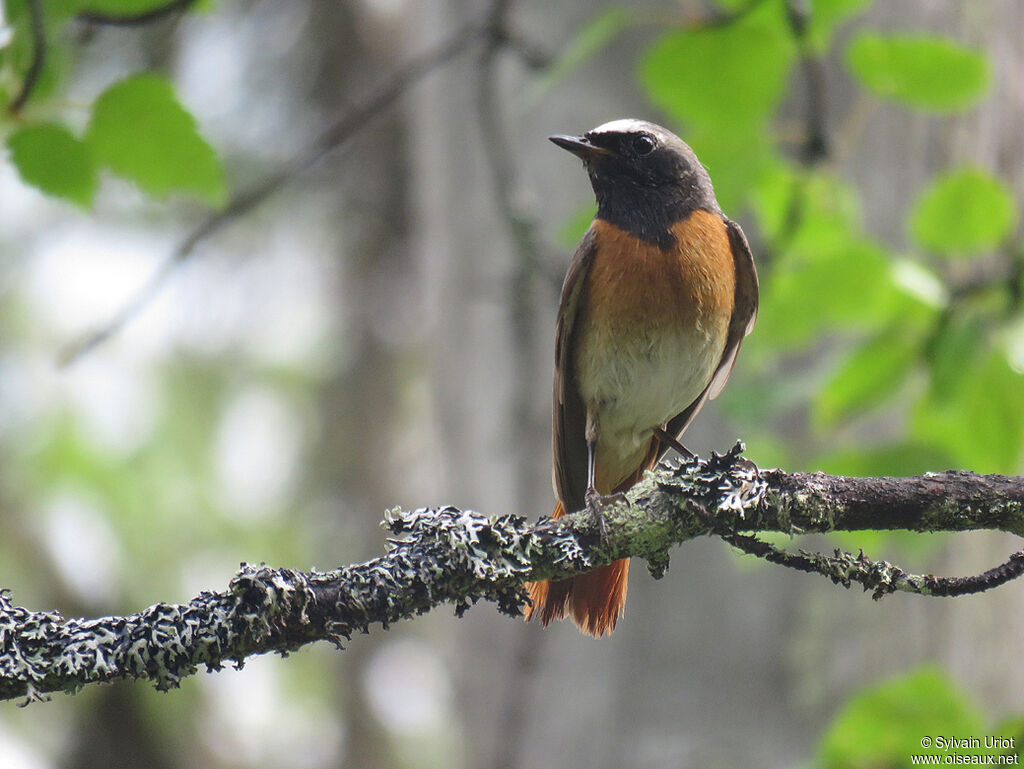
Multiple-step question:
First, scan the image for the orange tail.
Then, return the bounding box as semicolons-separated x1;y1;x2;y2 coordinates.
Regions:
525;442;662;637
524;500;629;638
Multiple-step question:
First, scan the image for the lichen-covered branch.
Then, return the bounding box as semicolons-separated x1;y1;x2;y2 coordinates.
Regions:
3;445;1023;703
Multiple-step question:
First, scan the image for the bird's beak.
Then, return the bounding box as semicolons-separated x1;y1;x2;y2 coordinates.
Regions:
549;134;613;161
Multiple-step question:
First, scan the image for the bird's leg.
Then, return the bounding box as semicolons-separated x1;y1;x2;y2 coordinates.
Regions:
584;409;608;542
653;426;694;460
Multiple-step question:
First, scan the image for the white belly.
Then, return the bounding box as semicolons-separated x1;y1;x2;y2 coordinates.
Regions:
576;322;725;471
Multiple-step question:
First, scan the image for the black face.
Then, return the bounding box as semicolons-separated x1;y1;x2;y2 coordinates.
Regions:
551;120;719;249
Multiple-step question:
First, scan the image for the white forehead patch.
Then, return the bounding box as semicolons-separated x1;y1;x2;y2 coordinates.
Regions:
588;118;655;136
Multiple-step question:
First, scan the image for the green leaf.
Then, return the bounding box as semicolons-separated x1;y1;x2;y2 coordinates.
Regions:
927;312;984;401
640;3;795;210
759;237;895;346
86;72;226;204
641;4;795;133
912;351;1024;473
814;328;920;428
910;168;1017;256
755;175;880;345
525;7;631;108
818;667;988;768
891;259;948;310
685;130;778;213
751;163;802;243
38;0;91;15
846;32;991;112
6;123;97;206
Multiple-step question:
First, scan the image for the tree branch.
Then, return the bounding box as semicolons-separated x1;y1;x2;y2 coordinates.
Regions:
77;0;198;27
3;446;1023;703
785;0;829;164
697;0;773;28
7;0;46;115
696;502;1024;599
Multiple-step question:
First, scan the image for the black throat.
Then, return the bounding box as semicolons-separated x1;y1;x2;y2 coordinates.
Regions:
590;170;718;250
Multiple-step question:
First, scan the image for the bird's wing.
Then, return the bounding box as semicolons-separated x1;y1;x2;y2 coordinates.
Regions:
661;215;759;456
552;225;598;513
707;216;759;399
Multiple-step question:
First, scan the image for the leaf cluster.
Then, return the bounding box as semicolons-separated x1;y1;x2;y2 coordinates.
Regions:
2;0;223;206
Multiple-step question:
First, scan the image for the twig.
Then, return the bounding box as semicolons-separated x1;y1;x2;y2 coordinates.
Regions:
492;26;551;70
1008;242;1024;315
475;1;551;273
694;498;1024;599
584;0;770;31
756;0;828;268
7;0;46;115
695;0;772;29
77;0;197;27
785;0;829;164
475;1;561;287
58;20;482;366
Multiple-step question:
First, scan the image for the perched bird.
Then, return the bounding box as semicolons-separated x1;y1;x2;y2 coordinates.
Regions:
525;119;758;637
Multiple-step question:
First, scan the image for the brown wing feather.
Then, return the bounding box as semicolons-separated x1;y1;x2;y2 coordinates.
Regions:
552;225;598;514
708;217;758;398
660;215;758;459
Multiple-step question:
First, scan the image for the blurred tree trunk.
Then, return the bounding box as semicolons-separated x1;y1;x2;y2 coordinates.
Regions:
302;3;417;768
413;0;565;765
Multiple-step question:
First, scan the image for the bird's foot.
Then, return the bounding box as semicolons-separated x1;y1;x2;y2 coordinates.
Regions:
584;489;628;544
584;488;607;542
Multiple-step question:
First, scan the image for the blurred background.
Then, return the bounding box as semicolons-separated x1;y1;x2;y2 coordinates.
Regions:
2;0;1023;767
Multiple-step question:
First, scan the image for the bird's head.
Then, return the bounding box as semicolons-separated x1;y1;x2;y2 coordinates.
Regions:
550;119;719;246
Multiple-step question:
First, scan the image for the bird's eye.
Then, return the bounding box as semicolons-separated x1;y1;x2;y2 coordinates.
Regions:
632;134;656;156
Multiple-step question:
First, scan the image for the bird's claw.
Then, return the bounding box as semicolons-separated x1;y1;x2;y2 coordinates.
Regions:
584;489;628;544
584;489;607;542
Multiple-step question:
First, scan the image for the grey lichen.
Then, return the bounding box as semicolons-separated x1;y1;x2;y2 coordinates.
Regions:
0;567;325;704
3;448;1023;703
0;504;611;703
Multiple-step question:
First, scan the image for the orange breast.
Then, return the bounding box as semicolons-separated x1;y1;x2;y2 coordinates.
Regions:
573;211;736;490
580;212;736;338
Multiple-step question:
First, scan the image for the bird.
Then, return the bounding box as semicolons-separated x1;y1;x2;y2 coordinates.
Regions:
524;119;758;637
